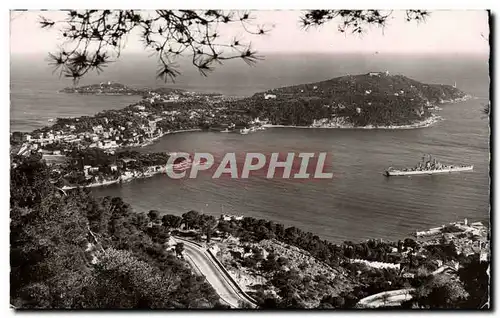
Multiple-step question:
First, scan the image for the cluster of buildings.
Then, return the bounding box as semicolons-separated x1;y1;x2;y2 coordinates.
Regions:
16;111;169;158
368;71;390;77
310;116;351;128
12;88;270;186
15;87;233;156
221;214;244;222
345;218;489;283
145;91;181;104
417;219;489;262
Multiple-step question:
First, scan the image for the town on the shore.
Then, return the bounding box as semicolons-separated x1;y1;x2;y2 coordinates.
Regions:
10;72;470;189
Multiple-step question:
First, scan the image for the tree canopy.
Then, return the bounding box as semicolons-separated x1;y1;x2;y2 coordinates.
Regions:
10;156;223;308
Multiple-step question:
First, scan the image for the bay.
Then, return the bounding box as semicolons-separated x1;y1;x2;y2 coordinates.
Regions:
10;52;490;243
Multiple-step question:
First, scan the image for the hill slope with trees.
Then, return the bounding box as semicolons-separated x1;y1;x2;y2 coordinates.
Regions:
10;156;225;309
229;73;468;127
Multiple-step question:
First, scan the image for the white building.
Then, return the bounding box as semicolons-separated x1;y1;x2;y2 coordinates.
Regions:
369;70;389;77
83;165;92;176
221;214;244;221
92;125;104;134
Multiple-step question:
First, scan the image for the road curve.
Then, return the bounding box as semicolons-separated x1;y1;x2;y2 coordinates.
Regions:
357;288;415;308
174;237;255;308
357;266;454;308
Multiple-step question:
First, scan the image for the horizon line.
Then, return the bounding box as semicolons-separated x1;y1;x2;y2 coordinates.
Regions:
10;51;490;57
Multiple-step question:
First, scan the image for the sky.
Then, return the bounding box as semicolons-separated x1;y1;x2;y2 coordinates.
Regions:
10;10;490;55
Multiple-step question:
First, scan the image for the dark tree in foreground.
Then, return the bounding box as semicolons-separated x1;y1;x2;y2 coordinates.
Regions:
457;254;490;309
162;214;182;229
148;209;160;222
39;10;429;82
182;210;201;230
200;215;217;243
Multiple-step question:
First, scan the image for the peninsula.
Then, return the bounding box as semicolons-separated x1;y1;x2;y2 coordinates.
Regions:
236;71;469;128
59;81;185;96
10;72;470;188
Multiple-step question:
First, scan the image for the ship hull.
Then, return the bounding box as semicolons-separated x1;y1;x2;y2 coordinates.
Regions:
384;166;473;176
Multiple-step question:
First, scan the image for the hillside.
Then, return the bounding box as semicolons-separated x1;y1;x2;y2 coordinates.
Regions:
10;157;226;309
231;72;469;127
10;156;488;309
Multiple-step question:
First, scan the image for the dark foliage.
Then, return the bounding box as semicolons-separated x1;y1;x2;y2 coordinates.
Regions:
40;10;429;82
300;10;429;34
457;254;490;309
10;157;222;308
41;10;267;82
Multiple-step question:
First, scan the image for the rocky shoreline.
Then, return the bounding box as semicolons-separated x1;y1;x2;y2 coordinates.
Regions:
138;128;202;148
61;158;200;190
257;95;471;131
262;114;443;130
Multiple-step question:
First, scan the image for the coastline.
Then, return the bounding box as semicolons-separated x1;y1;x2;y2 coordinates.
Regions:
58;91;139;96
61;178;121;190
257;95;470;131
61;170;161;191
57;113;444;190
262;114;443;130
438;95;472;104
61;160;200;190
25;89;471;191
137;129;202;148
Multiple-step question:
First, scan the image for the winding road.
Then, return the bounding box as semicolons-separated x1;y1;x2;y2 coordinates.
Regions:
356;266;455;308
174;237;256;308
177;237;456;309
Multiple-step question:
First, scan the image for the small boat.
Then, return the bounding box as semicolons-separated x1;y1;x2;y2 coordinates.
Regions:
240;128;250;135
384;154;473;177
